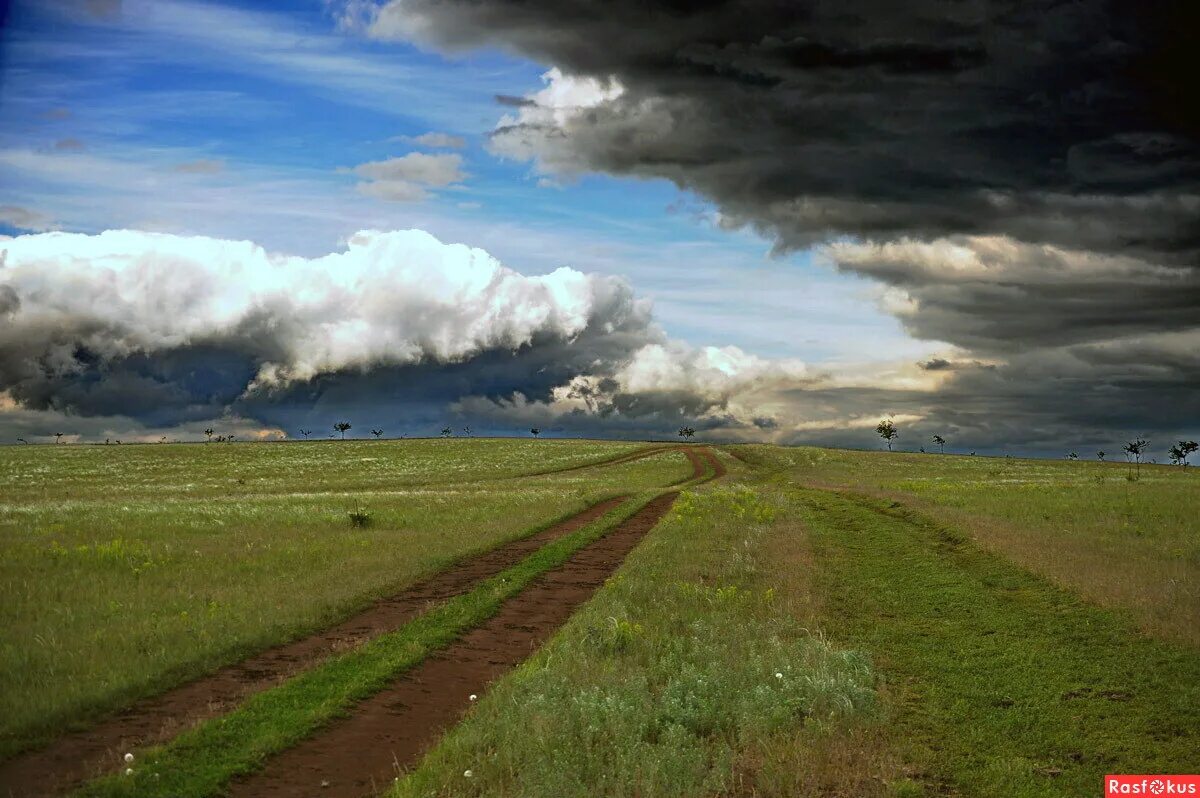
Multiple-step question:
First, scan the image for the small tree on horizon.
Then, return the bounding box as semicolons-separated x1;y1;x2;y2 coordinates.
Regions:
1168;440;1198;466
299;429;312;440
334;422;352;440
204;428;214;442
876;419;898;451
1067;451;1078;460
371;428;384;439
463;426;472;437
1097;450;1106;461
441;427;452;438
530;428;540;438
678;426;695;439
1123;437;1149;478
54;432;64;444
932;434;946;454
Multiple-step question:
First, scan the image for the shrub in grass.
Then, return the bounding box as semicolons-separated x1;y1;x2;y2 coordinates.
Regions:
348;503;372;528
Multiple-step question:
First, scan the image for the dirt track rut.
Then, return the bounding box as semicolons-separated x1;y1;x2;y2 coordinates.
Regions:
0;498;626;797
226;447;720;798
1;446;721;797
227;492;682;798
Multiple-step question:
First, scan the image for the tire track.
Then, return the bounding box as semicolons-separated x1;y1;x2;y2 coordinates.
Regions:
226;492;683;798
2;447;714;797
226;448;719;798
0;498;628;798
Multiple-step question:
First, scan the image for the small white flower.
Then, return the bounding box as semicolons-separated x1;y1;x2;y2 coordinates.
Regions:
464;769;474;778
468;694;478;702
124;753;134;763
774;672;783;679
124;768;134;777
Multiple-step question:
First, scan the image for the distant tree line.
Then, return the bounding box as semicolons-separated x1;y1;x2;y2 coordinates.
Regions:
12;417;1196;471
873;418;1196;476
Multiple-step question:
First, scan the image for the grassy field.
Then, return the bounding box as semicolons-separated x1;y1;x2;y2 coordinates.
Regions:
75;494;666;798
3;440;1198;797
394;469;880;798
747;446;1200;645
0;439;687;757
389;446;1198;797
793;486;1199;797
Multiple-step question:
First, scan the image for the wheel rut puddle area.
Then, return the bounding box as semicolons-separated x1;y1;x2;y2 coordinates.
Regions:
0;497;628;797
225;491;683;798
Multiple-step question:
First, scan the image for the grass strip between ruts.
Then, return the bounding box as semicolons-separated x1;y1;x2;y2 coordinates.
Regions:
74;490;670;798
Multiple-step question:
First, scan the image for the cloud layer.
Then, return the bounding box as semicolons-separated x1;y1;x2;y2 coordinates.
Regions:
362;0;1197;259
0;229;651;424
2;229;828;441
822;236;1200;353
352;152;466;201
1;226;1195;453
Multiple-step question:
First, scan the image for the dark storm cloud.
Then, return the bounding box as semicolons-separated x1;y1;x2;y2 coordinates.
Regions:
369;0;1200;261
494;94;534;108
776;342;1200;456
234;310;661;434
824;237;1200;352
352;0;1200;452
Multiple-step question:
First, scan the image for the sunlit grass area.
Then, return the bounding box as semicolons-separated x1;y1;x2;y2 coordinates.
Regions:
730;445;1200;645
0;439;687;757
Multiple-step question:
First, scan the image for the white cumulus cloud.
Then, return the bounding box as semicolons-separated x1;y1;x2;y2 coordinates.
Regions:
0;227;643;396
488;68;625;176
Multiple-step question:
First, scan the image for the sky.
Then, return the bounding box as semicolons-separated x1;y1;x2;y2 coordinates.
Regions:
0;0;1196;457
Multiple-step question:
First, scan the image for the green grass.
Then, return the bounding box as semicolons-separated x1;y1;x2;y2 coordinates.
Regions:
386;448;1199;797
0;438;649;502
794;486;1200;797
8;441;1199;798
0;440;689;758
74;492;670;798
731;445;1200;644
392;480;878;798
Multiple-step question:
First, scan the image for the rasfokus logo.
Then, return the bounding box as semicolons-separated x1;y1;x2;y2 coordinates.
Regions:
1107;776;1200;796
